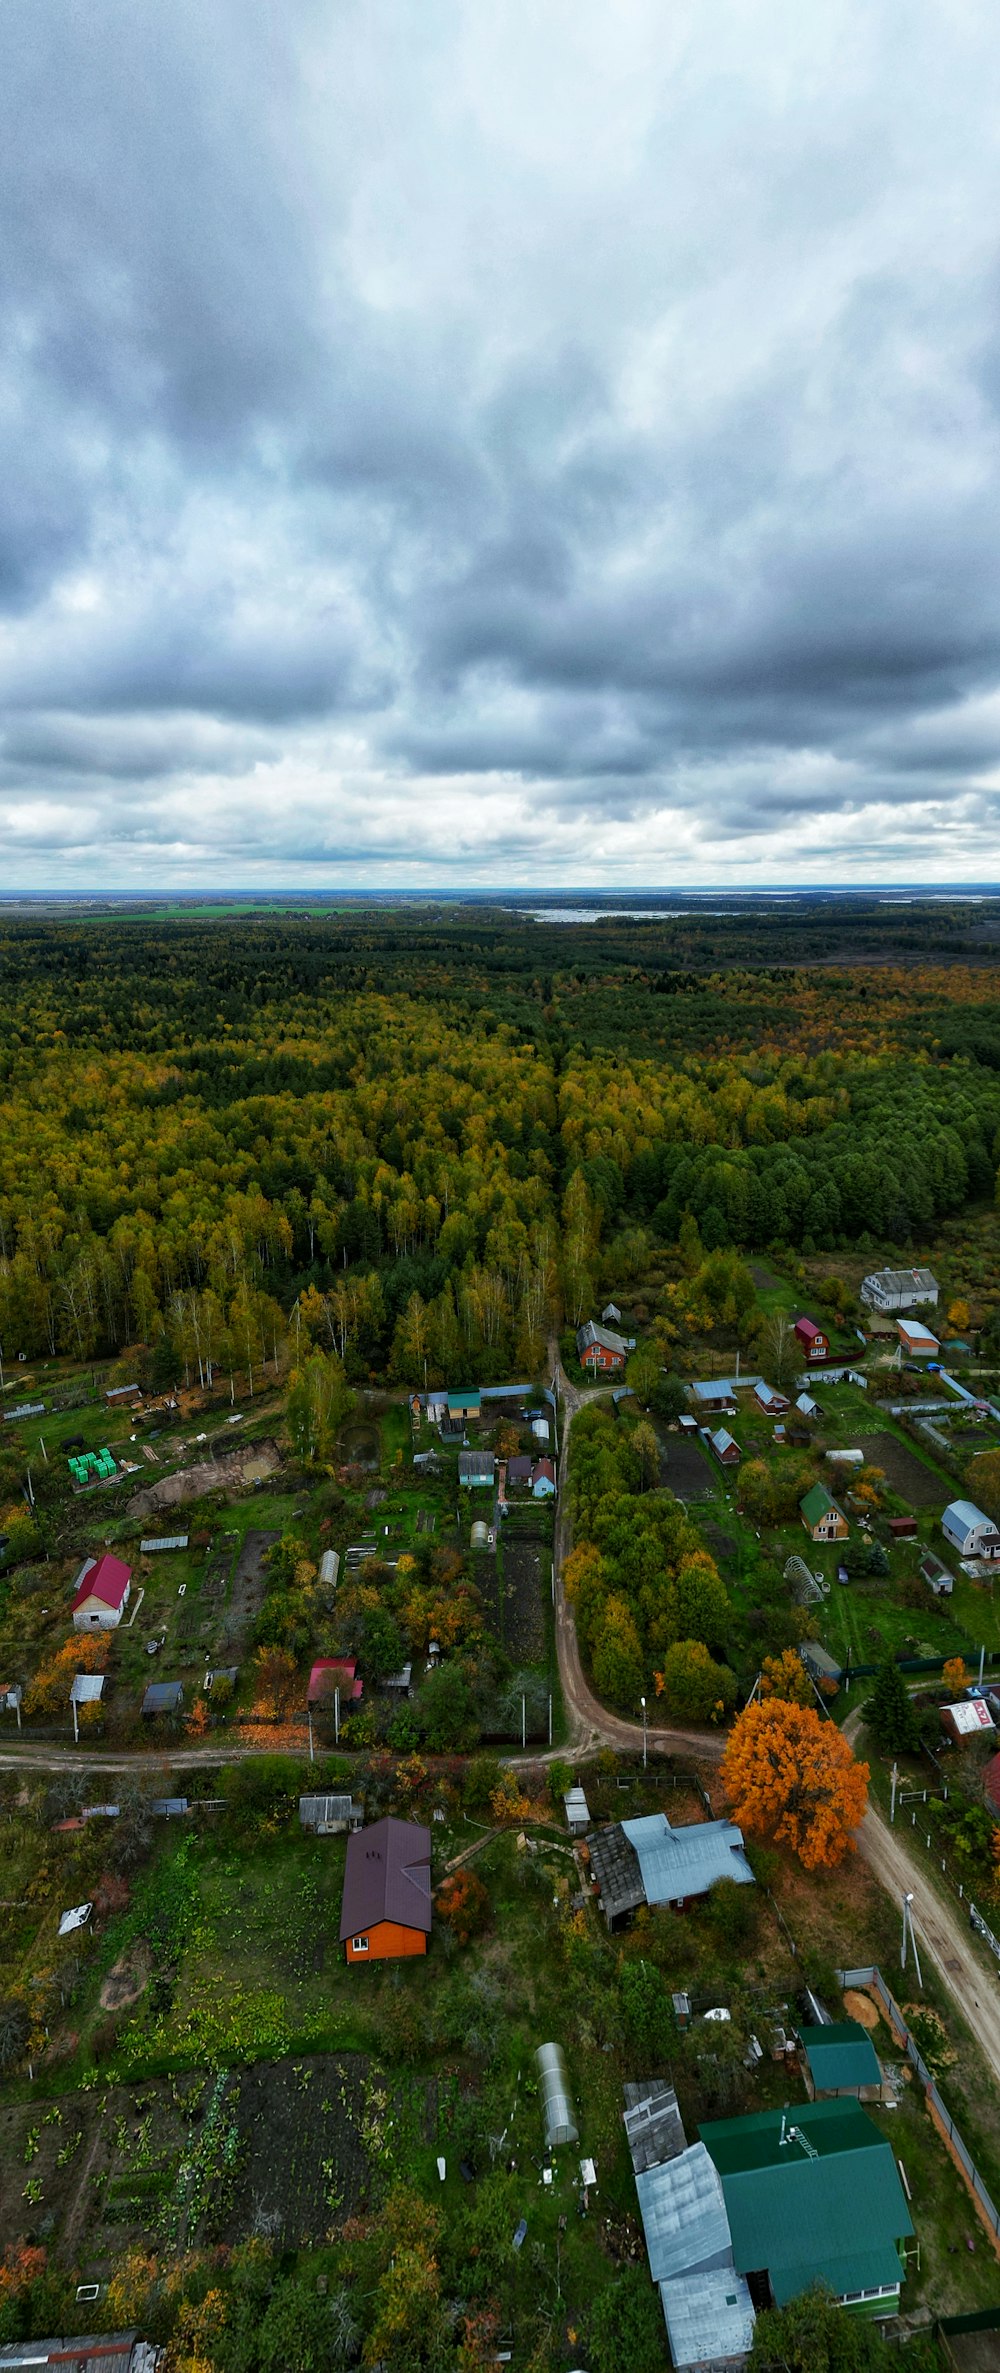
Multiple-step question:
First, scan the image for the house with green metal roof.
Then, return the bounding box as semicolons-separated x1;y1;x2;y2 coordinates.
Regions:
701;2098;913;2316
797;2020;882;2100
800;1482;849;1543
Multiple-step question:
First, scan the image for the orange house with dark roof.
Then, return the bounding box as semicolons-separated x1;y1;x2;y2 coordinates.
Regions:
340;1817;432;1963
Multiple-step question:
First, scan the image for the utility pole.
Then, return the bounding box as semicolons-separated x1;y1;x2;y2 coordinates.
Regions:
334;1686;340;1746
901;1891;923;1987
308;1706;314;1764
640;1694;647;1771
890;1762;898;1824
522;1693;526;1751
548;1692;552;1747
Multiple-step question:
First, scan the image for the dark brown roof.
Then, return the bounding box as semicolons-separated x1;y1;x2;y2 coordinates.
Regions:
339;1817;432;1940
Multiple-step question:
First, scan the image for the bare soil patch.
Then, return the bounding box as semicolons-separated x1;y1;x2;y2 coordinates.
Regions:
500;1534;546;1663
701;1522;738;1564
127;1438;281;1517
658;1435;718;1499
225;2054;435;2246
846;1432;945;1509
100;1938;153;2011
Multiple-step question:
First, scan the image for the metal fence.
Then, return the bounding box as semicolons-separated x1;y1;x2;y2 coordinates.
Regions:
838;1964;1000;2241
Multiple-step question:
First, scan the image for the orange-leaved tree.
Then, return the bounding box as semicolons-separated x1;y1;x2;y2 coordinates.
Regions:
943;1656;969;1695
721;1698;869;1871
758;1649;813;1708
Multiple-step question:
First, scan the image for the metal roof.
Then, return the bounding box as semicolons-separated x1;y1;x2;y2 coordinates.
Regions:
587;1822;646;1920
635;2142;733;2282
564;1784;590;1825
577;1320;628;1357
623;2079;686;2175
800;1482;843;1526
660;2267;756;2369
797;2020;881;2091
300;1794;358;1827
535;2042;578;2147
621;1814;755;1902
72;1552;131;1613
691;1379;734;1402
141;1680;183;1713
339;1818;432;1940
707;1427;739;1459
0;2339;157;2372
701;2098;913;2305
139;1534;188;1552
944;1498;992;1534
458;1450;494;1483
70;1673;106;1703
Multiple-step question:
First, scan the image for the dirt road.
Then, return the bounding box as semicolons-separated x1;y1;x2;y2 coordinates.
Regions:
843;1711;1000;2079
549;1346;725;1767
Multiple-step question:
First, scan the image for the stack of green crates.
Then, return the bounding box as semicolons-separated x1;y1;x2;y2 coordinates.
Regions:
67;1447;117;1483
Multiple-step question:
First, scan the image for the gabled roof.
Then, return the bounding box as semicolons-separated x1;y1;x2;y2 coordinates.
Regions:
797;2020;881;2091
141;1680;183;1714
800;1482;841;1526
621;1814;754;1901
577;1320;628;1357
0;2336;156;2372
507;1455;532;1481
623;2079;686;2175
795;1392;820;1415
448;1387;480;1411
532;1456;556;1484
707;1427;739;1460
660;2268;756;2371
458;1450;494;1483
308;1657;363;1702
701;2098;912;2306
691;1378;734;1402
635;2142;733;2283
339;1817;432;1940
944;1499;993;1535
71;1553;131;1614
794;1316;826;1339
70;1673;106;1704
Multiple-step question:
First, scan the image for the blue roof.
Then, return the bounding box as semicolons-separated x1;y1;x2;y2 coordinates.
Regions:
622;1814;755;1901
691;1379;733;1402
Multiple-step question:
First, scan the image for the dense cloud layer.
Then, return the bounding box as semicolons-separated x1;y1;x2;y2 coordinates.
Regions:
3;0;1000;886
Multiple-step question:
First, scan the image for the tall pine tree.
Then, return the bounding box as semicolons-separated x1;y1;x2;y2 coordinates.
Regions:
866;1657;919;1752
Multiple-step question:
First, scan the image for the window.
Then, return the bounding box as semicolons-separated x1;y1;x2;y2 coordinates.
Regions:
352;1934;369;1953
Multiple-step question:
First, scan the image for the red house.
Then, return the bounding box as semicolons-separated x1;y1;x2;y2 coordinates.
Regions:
794;1317;829;1362
576;1320;627;1372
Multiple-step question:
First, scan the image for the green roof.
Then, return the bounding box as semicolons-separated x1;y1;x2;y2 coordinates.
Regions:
797;2021;881;2093
701;2100;912;2307
800;1482;837;1526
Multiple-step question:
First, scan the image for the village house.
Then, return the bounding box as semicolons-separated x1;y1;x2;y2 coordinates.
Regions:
588;1812;754;1926
861;1265;939;1314
308;1656;363;1705
799;1483;849;1543
941;1697;995;1745
458;1449;495;1488
700;2098;913;2315
793;1316;829;1362
753;1381;789;1416
339;1816;432;1962
506;1454;533;1490
689;1379;737;1416
71;1552;131;1631
447;1387;481;1425
941;1499;1000;1561
531;1456;556;1497
576;1319;628;1372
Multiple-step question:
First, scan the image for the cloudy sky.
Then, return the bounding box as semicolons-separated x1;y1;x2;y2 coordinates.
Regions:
3;0;1000;889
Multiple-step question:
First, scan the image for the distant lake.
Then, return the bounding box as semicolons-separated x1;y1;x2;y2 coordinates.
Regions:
509;907;729;923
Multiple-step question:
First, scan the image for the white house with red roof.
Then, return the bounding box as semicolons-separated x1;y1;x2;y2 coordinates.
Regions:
71;1553;131;1631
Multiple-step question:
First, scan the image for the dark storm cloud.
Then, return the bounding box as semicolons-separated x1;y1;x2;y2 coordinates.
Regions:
3;0;1000;884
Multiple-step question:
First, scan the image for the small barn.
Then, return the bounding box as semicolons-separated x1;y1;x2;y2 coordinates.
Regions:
690;1380;736;1415
795;1391;820;1420
920;1550;954;1597
897;1317;939;1359
753;1381;789;1416
602;1302;622;1324
942;1500;1000;1560
797;2020;881;2100
141;1680;183;1719
448;1388;481;1424
299;1793;362;1834
564;1784;591;1835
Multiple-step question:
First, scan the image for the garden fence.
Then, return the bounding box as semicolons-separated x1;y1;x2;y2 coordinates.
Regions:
838;1963;1000;2242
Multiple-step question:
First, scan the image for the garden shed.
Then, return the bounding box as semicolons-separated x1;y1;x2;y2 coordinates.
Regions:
535;2042;578;2147
797;2020;881;2099
300;1794;362;1834
141;1680;184;1718
563;1784;590;1834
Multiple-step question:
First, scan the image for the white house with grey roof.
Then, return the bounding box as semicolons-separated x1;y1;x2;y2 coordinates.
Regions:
861;1266;938;1313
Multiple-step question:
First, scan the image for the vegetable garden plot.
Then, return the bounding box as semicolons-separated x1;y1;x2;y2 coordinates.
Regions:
500;1535;546;1662
224;2054;436;2245
658;1436;718;1498
225;1525;281;1647
845;1431;946;1507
